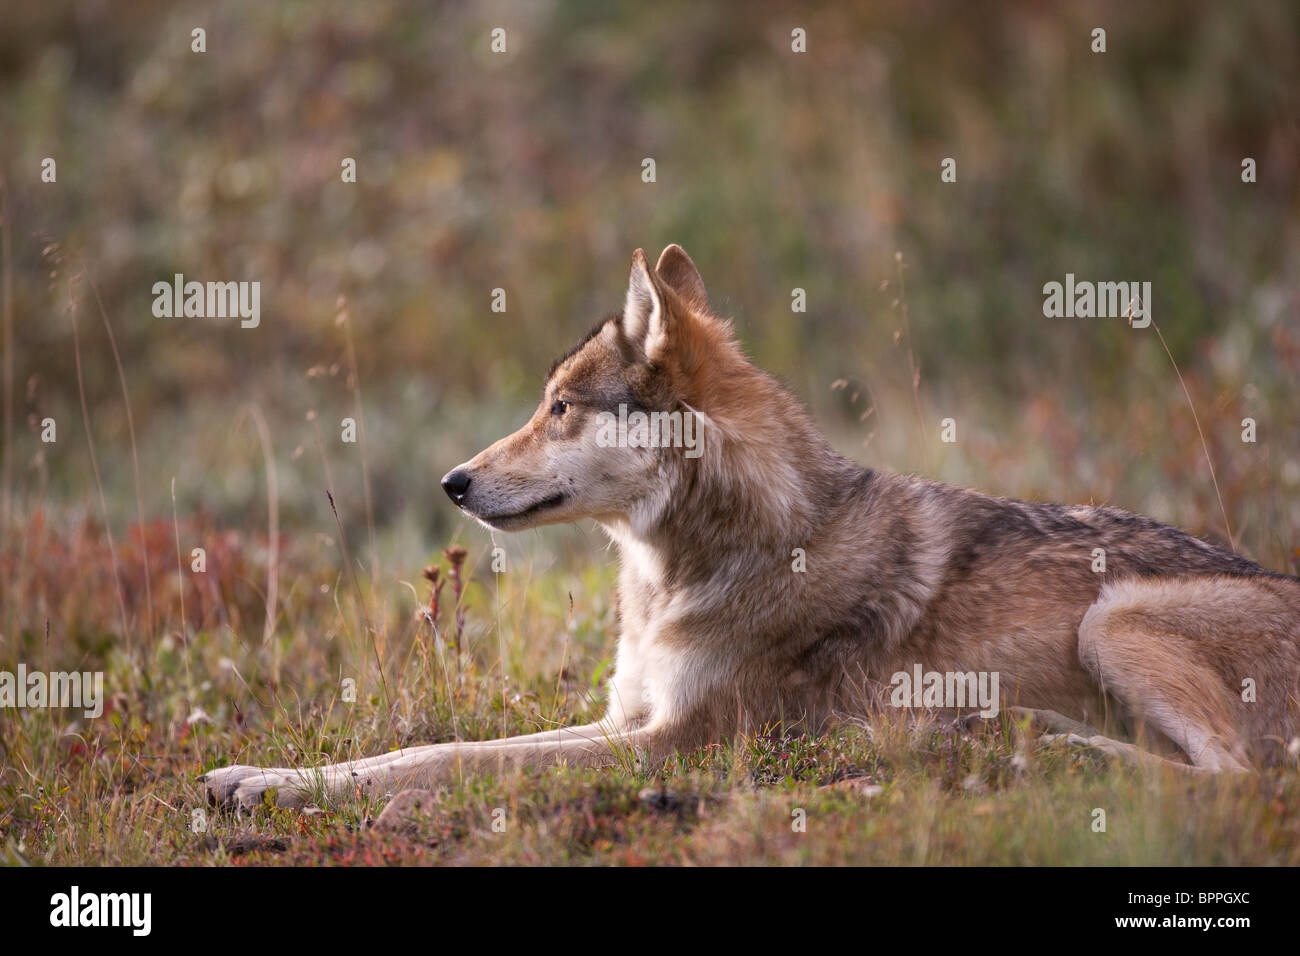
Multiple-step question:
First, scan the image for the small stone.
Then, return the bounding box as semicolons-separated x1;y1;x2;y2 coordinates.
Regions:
823;776;884;797
372;788;440;837
638;786;688;813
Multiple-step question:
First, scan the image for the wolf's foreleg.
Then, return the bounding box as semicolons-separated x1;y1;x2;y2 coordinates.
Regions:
201;720;643;809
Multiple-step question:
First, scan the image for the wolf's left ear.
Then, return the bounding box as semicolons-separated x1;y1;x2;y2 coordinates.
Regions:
655;244;709;312
622;248;672;363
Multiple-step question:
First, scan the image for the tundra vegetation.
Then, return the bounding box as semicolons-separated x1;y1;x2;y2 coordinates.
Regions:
1;1;1297;864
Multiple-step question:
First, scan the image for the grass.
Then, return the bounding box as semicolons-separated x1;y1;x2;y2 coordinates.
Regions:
0;0;1297;868
0;215;1296;870
2;517;1299;867
1;179;1293;870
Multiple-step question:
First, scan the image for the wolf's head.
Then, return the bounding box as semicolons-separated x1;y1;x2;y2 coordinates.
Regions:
441;244;747;533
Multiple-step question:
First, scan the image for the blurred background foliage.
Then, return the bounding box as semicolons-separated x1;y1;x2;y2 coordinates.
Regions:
1;0;1297;574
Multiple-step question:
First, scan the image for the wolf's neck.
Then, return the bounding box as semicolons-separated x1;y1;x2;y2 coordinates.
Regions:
604;408;860;588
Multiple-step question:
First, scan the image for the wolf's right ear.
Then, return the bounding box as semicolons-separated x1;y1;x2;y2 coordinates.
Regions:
621;248;672;363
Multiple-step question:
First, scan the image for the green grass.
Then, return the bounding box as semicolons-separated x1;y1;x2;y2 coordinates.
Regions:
2;527;1298;867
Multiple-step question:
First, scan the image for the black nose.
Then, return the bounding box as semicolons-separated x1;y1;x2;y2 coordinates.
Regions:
441;468;471;503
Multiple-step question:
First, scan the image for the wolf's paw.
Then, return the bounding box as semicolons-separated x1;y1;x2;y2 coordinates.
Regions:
200;765;312;810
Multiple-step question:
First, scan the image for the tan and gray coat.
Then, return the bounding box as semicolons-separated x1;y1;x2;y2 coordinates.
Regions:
204;245;1300;807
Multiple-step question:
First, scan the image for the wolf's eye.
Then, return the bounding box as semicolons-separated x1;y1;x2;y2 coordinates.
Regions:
550;399;570;417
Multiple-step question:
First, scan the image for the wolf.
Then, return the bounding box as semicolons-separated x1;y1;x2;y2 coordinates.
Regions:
203;244;1300;808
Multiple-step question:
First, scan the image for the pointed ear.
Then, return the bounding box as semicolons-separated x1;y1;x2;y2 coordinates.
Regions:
622;248;671;361
655;244;709;311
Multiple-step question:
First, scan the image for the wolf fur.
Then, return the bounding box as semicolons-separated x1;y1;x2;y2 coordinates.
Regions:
203;245;1300;808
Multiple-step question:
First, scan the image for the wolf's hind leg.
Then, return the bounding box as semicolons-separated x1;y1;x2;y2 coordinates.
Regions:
965;707;1202;771
1035;730;1211;772
1073;577;1291;772
962;706;1101;737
